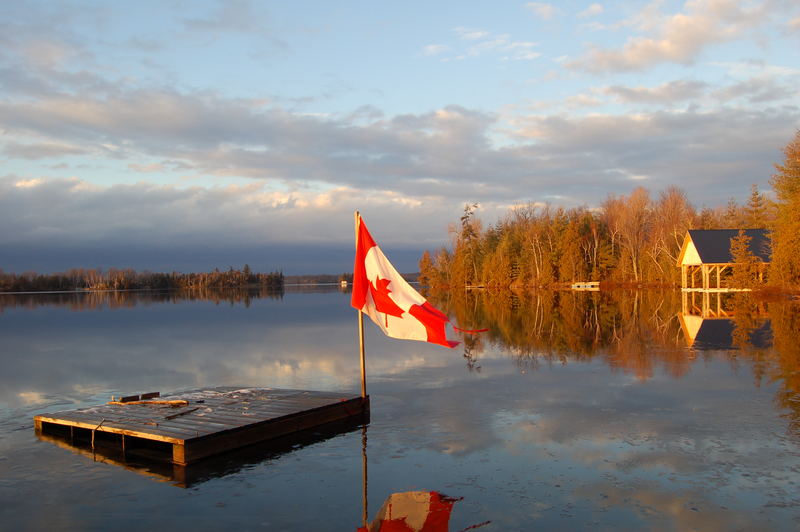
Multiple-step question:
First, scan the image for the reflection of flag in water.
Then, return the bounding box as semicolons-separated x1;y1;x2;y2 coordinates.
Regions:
351;216;461;348
357;491;458;532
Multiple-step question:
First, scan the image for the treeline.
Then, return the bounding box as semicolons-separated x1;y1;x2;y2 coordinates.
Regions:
420;130;800;289
0;264;283;293
285;274;348;285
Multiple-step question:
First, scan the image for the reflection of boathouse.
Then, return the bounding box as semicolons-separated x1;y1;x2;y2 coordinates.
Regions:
679;313;771;350
679;291;771;349
677;229;770;291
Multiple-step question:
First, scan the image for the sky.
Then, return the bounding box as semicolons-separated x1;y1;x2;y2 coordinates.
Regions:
2;0;799;274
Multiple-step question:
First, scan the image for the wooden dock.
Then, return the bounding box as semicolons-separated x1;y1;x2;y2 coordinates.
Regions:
34;387;369;465
36;414;366;487
571;281;600;291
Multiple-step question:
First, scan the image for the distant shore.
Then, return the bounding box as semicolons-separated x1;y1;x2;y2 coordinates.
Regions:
0;266;283;293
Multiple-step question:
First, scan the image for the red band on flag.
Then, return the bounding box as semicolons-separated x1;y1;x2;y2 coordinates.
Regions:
408;302;460;348
351;217;377;310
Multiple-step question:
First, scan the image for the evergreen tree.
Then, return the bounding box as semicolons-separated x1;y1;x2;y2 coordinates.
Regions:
730;230;762;289
723;197;740;228
745;184;767;228
769;130;800;287
452;203;482;287
418;250;434;287
696;206;718;229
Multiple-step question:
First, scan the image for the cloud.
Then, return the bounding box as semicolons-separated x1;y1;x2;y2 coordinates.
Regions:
603;80;709;104
2;78;797;215
2;141;88;159
453;27;489;40
19;39;77;69
574;483;771;530
422;44;449;56
1;87;526;198
505;105;798;196
0;61;117;99
711;59;800;78
577;3;604;18
176;0;289;56
568;0;769;72
566;93;603;107
0;174;487;272
182;0;265;34
127;162;165;173
526;2;560;21
2;95;797;273
500;41;541;61
13;177;44;188
433;28;541;61
714;76;797;103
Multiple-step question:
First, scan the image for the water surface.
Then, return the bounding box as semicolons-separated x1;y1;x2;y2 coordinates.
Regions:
1;288;799;530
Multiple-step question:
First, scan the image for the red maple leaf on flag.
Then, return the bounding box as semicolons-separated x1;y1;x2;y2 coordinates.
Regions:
369;277;405;327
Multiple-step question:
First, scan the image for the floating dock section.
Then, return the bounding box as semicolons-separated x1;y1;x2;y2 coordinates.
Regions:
34;387;369;465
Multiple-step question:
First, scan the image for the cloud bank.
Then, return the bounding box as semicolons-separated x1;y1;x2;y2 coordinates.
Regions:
568;0;771;72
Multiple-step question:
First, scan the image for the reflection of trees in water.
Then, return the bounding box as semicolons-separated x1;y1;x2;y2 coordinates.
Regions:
770;299;800;434
727;296;800;435
433;289;687;379
728;293;770;388
433;289;800;434
604;290;692;380
0;286;284;312
462;335;482;372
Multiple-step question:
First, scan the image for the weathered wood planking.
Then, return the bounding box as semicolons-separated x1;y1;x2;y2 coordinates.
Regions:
35;387;369;465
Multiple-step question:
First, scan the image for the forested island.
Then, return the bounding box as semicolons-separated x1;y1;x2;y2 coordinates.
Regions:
0;267;420;293
419;131;800;291
0;265;283;293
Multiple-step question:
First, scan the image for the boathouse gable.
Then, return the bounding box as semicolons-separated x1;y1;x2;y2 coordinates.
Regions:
678;238;702;266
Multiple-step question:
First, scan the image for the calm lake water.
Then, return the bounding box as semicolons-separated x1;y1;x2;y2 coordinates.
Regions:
1;287;799;531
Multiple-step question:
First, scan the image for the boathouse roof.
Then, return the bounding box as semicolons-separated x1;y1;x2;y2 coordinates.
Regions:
678;229;771;266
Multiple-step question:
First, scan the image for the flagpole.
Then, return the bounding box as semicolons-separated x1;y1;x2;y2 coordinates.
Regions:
355;211;367;399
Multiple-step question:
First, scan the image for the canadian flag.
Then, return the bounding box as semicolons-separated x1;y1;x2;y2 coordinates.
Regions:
351;216;460;348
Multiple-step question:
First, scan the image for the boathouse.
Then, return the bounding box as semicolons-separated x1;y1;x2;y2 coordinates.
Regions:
677;229;771;291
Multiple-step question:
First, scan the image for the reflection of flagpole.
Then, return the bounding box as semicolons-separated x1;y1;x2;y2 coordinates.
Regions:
355;211;367;399
361;424;369;528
